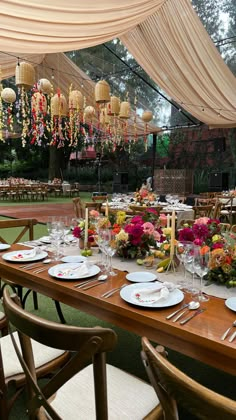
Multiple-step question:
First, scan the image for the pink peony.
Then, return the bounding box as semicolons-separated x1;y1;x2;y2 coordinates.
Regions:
142;222;155;235
194;217;210;225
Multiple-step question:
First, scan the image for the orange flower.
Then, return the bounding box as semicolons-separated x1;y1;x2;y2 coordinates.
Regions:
200;245;210;255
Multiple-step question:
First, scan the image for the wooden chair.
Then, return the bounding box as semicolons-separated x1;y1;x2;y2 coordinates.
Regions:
3;290;162;420
230;224;236;234
0;305;69;420
193;204;213;219
141;337;236;420
72;197;85;218
212;200;222;219
219;223;231;232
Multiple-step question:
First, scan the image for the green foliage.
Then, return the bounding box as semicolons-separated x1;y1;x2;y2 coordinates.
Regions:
157;134;169;157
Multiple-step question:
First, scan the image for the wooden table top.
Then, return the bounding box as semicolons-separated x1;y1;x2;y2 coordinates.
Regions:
0;245;235;376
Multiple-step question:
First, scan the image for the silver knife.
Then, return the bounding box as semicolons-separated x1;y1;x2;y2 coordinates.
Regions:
180;309;206;325
166;303;189;320
228;331;236;343
172;309;189;322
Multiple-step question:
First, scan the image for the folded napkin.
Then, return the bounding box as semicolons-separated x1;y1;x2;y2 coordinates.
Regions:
12;248;38;260
57;262;90;278
132;282;177;304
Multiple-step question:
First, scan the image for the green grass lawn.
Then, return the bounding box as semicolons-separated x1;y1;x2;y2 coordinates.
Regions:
0;191;92;206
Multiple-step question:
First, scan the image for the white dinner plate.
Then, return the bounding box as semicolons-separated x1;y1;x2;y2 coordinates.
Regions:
48;263;100;280
2;249;48;263
225;297;236;312
39;236;51;244
0;244;11;251
126;271;157;283
61;255;87;263
120;282;184;308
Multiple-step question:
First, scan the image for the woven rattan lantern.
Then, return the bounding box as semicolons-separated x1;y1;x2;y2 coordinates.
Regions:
15;62;35;91
94;80;110;103
1;88;16;103
31;92;47;114
69;90;84;110
84;106;95;119
107;96;120;116
37;78;52;95
51;93;68;117
119;101;130;119
142;110;153;123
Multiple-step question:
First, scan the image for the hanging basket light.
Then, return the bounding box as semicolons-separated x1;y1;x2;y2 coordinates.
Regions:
94;80;110;103
142;110;153;123
69;90;84;110
31;92;47;114
107;96;120;116
51;93;68;117
1;88;16;103
37;78;52;95
119;101;130;119
84;105;95;119
15;62;35;91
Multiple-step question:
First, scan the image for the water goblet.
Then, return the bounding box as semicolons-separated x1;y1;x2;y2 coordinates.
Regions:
50;221;64;261
105;229;117;277
176;241;194;289
192;246;210;302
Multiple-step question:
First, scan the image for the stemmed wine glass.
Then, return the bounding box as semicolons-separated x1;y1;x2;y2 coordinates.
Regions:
50;221;64;261
176;241;194;289
104;229;117;277
192;246;210;302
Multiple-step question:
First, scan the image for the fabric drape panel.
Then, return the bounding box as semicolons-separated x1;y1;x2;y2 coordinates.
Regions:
0;0;165;53
121;0;236;128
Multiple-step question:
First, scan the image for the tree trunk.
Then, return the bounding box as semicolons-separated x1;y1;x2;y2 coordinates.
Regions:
48;146;65;181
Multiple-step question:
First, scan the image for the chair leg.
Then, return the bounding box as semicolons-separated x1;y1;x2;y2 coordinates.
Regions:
54;300;66;324
22;289;38;310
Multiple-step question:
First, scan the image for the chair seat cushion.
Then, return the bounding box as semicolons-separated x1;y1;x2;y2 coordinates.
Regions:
1;332;65;378
50;364;158;419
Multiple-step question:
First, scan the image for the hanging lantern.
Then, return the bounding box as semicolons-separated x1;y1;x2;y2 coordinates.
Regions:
1;88;16;103
51;93;68;117
84;105;95;119
31;92;47;114
94;80;110;103
119;101;130;119
69;90;83;110
15;62;35;91
142;110;153;123
37;78;52;95
107;96;120;116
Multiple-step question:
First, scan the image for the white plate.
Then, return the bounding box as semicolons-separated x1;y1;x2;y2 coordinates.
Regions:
225;297;236;312
48;263;100;280
2;249;48;263
126;271;157;283
120;282;184;308
61;255;87;263
39;236;51;244
0;244;11;251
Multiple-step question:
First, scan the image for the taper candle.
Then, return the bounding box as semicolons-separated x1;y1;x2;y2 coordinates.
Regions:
167;214;170;228
105;200;109;217
170;211;175;258
84;208;89;248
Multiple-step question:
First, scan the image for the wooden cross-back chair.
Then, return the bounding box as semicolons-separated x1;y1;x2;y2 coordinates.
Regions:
141;337;236;420
193;204;213;219
72;197;85;218
3;290;162;420
0;307;69;420
0;218;66;324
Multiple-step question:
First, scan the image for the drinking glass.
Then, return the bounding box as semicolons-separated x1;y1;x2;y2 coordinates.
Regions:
104;229;117;277
176;241;194;289
193;246;210;302
50;221;64;261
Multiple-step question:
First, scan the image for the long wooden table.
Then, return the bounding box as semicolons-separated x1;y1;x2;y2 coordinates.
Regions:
0;245;235;376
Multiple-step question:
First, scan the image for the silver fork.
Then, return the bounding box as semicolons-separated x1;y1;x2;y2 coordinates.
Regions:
221;320;236;340
101;284;126;298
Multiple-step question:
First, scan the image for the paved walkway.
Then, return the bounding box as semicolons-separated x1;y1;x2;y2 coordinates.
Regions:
0;203;75;224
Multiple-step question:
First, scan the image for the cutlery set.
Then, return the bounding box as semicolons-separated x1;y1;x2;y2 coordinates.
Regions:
221;320;236;342
166;303;206;325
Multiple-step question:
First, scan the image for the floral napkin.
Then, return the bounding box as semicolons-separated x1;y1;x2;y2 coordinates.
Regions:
132;282;178;304
56;262;90;278
11;248;38;260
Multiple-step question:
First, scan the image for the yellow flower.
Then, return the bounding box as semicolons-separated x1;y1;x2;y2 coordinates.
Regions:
116;211;126;225
212;234;221;243
116;229;129;242
163;227;171;236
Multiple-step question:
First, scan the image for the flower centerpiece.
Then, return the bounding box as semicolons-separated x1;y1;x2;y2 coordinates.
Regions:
178;217;236;288
72;211;97;247
113;209;161;259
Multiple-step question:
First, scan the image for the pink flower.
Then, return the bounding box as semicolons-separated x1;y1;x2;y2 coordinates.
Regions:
159;214;167;227
90;210;99;218
142;222;155;235
153;230;161;241
194;217;210;225
73;226;82;238
193;238;204;246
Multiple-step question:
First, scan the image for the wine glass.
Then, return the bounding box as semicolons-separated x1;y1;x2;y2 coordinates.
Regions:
104;229;117;277
192;246;210;302
176;241;194;289
50;221;64;261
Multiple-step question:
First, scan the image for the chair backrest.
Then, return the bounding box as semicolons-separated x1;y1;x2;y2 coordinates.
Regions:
212;200;222;219
0;218;38;244
84;201;102;212
3;290;117;420
92;195;108;202
193;204;213;219
141;337;236;420
72;197;85;218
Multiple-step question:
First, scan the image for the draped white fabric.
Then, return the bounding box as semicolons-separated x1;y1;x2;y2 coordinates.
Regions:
0;0;235;128
0;0;164;53
121;0;236;128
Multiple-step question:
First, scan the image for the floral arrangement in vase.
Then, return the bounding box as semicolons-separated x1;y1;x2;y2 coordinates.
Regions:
178;217;236;288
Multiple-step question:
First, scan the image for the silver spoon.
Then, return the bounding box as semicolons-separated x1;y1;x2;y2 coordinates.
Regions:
172;301;200;322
